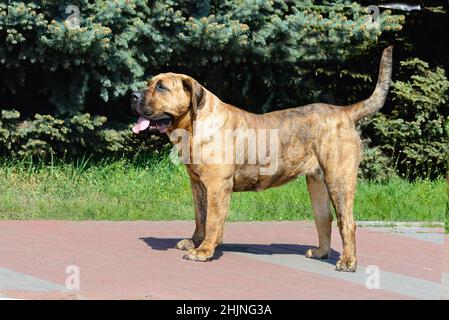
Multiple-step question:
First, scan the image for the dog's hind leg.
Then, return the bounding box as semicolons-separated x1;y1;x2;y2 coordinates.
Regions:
322;149;359;272
305;173;333;259
176;179;206;251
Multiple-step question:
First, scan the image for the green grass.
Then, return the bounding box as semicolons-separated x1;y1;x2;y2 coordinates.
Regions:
444;200;449;234
0;157;446;222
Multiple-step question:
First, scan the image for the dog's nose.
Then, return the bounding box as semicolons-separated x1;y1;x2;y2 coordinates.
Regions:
131;91;143;102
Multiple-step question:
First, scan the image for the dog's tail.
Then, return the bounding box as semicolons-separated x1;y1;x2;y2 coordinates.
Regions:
344;46;393;123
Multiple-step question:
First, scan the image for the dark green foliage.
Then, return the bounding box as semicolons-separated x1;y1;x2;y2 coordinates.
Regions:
1;0;403;115
358;141;395;182
1;1;448;180
0;109;168;158
362;58;449;180
445;120;448;234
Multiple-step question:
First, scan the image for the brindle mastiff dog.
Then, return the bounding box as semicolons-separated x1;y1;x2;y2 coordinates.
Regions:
131;47;393;272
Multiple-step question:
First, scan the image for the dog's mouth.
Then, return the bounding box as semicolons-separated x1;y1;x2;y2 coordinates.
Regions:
132;113;173;134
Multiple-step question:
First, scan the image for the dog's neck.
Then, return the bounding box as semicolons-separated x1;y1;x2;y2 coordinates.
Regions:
168;90;224;135
170;111;193;133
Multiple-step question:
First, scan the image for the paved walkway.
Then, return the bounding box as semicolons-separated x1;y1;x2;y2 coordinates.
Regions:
0;221;447;300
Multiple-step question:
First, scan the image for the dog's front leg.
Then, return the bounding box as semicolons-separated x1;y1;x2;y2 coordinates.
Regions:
176;179;207;251
183;177;232;262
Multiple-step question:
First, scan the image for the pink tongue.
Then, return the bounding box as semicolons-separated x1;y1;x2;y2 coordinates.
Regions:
132;117;150;134
156;123;170;133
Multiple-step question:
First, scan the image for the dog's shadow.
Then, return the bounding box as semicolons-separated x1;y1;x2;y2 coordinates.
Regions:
140;237;340;265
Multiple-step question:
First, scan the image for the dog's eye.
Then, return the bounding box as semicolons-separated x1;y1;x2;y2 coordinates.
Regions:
156;83;168;92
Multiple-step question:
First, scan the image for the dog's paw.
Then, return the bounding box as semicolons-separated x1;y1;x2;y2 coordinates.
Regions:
175;239;195;251
335;256;357;272
305;247;329;259
183;248;213;262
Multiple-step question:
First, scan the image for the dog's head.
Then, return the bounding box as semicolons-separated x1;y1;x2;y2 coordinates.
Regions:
131;73;205;134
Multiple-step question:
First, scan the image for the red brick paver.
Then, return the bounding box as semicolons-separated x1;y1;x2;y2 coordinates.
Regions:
0;221;444;300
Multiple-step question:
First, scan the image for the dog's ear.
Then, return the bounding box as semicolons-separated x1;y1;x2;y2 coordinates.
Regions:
182;76;205;114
